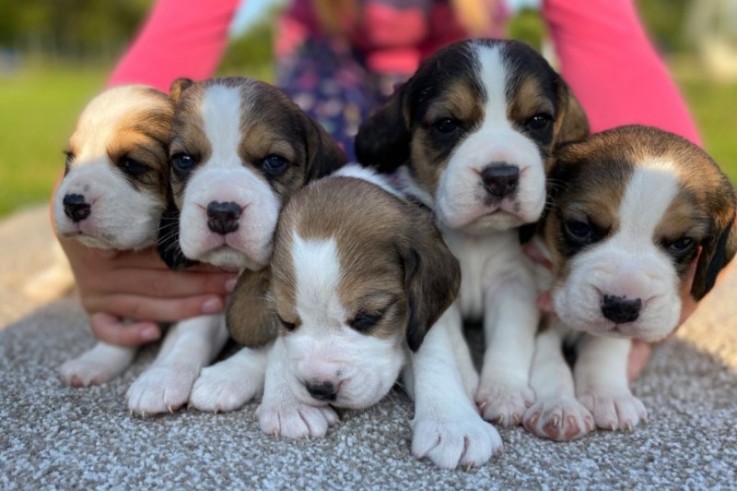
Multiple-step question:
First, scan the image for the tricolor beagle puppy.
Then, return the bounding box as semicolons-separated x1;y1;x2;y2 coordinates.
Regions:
127;77;346;416
227;166;502;469
56;85;173;387
523;125;737;441
356;39;589;426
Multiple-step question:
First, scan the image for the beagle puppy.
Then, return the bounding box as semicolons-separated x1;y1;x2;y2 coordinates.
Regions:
523;126;737;441
356;39;589;426
227;166;502;469
127;77;345;416
56;85;173;387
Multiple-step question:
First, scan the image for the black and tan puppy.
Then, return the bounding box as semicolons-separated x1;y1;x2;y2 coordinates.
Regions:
524;125;737;441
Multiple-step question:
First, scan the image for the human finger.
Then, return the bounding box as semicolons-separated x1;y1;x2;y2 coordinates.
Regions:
84;267;238;298
83;293;225;323
89;312;162;347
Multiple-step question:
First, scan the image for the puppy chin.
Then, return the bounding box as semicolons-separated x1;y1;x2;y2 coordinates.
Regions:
199;247;268;272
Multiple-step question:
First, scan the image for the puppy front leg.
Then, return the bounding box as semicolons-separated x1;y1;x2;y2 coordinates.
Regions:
574;336;647;431
189;346;268;413
257;338;338;439
522;322;593;441
60;342;137;387
409;306;502;469
127;314;229;416
476;263;538;426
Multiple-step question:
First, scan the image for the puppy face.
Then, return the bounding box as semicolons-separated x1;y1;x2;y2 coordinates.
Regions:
165;77;345;271
54;85;172;250
545;126;737;342
228;173;460;409
356;39;588;234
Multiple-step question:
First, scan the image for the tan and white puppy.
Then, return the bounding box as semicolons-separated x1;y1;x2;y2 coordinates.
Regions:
523;125;737;441
356;39;589;425
55;85;173;387
128;77;345;416
227;166;502;469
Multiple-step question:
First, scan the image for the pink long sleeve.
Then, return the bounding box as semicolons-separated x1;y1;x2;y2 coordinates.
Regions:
543;0;701;145
108;0;241;92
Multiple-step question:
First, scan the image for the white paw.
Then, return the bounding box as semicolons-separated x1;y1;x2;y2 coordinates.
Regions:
60;357;121;387
257;402;339;439
523;396;594;441
411;408;502;469
578;391;648;431
127;364;199;416
475;378;534;426
189;365;263;413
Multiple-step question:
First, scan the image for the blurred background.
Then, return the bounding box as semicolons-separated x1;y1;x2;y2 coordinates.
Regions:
1;0;736;219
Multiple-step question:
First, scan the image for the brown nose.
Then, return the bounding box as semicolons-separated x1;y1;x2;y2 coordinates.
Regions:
305;381;337;402
601;295;642;324
63;193;91;223
481;164;519;199
206;201;241;235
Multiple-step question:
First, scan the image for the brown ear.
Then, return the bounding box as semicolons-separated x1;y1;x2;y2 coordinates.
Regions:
305;116;347;182
553;79;589;148
170;78;195;104
355;87;412;173
691;190;737;300
402;209;461;351
226;267;280;347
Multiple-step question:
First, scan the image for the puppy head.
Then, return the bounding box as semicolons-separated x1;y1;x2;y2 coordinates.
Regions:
164;77;346;271
544;125;737;342
54;85;173;250
228;172;460;409
356;39;588;235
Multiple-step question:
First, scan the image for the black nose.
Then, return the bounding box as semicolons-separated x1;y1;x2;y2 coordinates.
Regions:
305;381;337;402
63;193;91;223
481;164;519;199
601;295;642;324
207;201;241;235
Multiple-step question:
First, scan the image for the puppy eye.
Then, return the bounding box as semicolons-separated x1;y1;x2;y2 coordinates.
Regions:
526;113;553;132
261;154;289;177
432;118;461;134
563;219;593;243
171;153;198;173
664;237;696;257
118;156;150;177
350;312;382;333
63;151;74;175
278;315;298;332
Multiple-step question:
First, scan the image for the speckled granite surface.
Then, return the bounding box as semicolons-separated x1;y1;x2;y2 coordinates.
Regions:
2;206;736;489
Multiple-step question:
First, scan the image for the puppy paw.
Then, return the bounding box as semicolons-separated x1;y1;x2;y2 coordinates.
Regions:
60;358;121;387
475;380;534;427
411;408;502;469
127;364;199;416
578;391;648;431
257;402;338;439
189;365;263;413
523;396;594;441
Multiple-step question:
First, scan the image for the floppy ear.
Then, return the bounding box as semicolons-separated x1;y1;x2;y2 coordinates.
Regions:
402;209;461;351
355;87;412;173
170;78;194;104
553;79;589;148
691;193;737;300
227;267;280;347
305;116;347;182
157;202;197;270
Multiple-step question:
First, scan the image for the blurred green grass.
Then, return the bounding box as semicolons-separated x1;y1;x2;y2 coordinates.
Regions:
1;55;736;219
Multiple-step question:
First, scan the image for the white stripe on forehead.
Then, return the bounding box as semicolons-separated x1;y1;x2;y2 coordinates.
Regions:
474;44;511;129
201;84;246;168
292;233;344;327
617;158;680;242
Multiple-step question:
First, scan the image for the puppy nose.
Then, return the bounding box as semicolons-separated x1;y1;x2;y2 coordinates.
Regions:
601;295;642;324
207;201;241;235
481;164;519;198
305;381;337;402
62;193;91;223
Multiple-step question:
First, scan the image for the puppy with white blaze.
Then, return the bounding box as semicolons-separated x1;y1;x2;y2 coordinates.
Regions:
227;166;502;469
523;125;737;441
355;39;589;426
135;77;346;416
56;85;173;387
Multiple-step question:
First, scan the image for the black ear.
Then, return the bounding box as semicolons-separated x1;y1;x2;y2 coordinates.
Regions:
157;202;196;270
402;209;461;351
170;78;195;104
355;87;411;173
226;267;280;347
305;116;347;182
553;79;589;148
692;202;737;300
